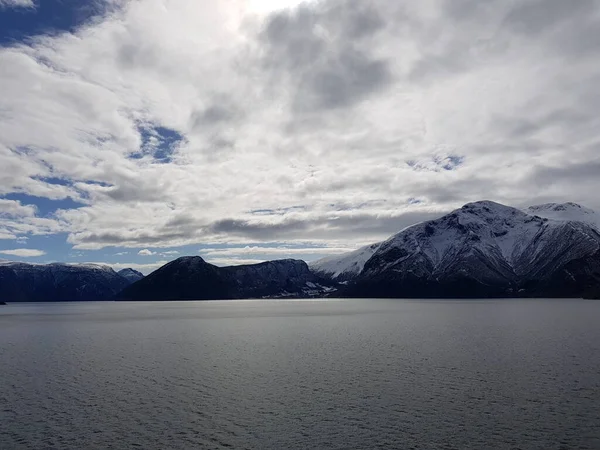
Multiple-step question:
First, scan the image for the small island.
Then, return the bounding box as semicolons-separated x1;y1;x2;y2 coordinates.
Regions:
0;301;6;305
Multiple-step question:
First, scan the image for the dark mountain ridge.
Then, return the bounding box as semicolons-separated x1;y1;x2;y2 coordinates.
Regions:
118;257;334;301
117;268;144;283
0;262;141;302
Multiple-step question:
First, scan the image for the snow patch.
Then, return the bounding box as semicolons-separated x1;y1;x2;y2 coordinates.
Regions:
309;242;381;280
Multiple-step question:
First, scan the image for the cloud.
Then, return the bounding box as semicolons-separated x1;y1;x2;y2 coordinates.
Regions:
200;245;354;265
260;1;392;112
206;257;270;267
0;248;46;257
201;246;352;258
137;249;155;256
0;199;64;240
0;200;37;218
407;154;465;172
0;0;34;8
0;0;599;261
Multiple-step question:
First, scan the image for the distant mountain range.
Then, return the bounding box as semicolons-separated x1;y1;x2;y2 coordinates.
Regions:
1;201;599;301
0;262;143;302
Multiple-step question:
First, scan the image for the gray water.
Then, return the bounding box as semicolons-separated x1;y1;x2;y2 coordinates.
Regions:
1;299;599;450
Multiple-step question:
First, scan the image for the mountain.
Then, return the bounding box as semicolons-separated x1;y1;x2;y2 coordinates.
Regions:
224;259;333;298
525;202;599;229
335;201;600;298
118;257;334;301
117;268;145;283
584;287;600;299
118;257;231;301
310;243;381;282
0;262;140;302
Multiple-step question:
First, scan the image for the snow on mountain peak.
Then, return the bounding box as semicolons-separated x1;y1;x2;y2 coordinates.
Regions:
309;243;382;281
525;203;598;229
375;202;538;272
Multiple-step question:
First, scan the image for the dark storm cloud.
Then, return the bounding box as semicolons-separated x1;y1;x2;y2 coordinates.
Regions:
260;0;393;112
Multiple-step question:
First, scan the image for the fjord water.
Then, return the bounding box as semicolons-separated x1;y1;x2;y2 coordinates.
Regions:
1;300;599;449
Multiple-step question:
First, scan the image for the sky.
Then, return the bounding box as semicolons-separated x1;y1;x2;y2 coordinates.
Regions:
0;0;599;274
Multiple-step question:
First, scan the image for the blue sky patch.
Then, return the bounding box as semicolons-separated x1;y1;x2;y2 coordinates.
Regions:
130;125;185;163
0;0;121;45
441;155;465;171
4;193;84;217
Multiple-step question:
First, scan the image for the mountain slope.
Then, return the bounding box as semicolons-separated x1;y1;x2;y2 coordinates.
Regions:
526;202;599;229
118;257;232;301
584;286;600;299
342;201;600;298
117;268;145;283
224;259;332;298
118;257;333;301
309;243;381;282
0;262;136;302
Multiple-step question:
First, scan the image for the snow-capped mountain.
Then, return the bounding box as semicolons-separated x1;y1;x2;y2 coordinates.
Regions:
331;201;600;298
309;243;381;282
119;257;334;301
0;262;141;302
525;202;599;229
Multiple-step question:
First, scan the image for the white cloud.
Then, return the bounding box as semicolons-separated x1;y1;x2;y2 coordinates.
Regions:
137;249;156;256
0;200;37;218
200;245;355;265
0;0;34;8
207;257;269;267
0;231;17;240
0;0;599;260
0;248;46;257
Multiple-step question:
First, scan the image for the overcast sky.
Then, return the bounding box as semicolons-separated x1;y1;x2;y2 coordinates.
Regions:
0;0;599;273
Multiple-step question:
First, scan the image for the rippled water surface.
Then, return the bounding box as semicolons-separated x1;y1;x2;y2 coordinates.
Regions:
1;299;599;449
